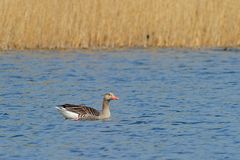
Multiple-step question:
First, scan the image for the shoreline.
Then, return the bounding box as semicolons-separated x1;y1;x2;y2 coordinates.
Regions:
1;47;239;54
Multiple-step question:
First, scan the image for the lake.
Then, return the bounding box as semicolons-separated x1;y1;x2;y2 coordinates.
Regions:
0;49;240;160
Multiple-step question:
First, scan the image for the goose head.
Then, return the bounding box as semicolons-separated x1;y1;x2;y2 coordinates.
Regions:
103;92;119;101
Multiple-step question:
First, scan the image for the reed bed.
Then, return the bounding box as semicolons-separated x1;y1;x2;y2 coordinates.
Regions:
0;0;240;50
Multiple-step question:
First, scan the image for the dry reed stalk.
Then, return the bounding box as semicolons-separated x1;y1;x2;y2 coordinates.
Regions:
0;0;240;50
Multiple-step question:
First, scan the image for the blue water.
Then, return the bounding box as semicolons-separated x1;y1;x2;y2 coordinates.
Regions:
0;49;240;160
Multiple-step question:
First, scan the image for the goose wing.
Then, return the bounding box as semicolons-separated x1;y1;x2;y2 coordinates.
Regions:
59;104;100;116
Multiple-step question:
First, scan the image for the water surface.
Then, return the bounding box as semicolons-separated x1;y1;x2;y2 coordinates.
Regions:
0;49;240;160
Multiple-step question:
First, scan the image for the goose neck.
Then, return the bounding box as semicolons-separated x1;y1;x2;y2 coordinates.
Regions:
102;100;111;118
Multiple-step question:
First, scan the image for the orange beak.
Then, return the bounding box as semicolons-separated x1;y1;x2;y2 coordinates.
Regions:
111;95;119;100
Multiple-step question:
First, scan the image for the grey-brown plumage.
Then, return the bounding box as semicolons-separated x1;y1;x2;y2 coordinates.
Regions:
59;104;100;117
56;92;119;120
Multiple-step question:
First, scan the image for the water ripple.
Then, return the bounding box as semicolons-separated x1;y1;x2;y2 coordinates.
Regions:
0;49;240;160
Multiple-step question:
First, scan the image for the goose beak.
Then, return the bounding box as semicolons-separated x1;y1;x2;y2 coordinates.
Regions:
111;95;119;100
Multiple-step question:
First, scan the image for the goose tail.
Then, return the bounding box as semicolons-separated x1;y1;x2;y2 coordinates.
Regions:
55;105;64;111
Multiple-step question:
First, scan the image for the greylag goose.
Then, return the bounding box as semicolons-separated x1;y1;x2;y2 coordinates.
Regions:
56;92;119;120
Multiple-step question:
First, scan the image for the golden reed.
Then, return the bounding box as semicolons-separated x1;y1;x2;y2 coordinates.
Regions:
0;0;240;50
